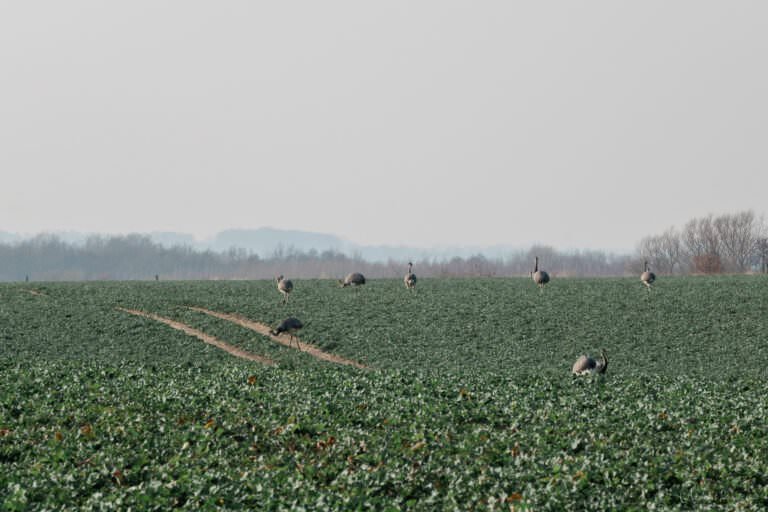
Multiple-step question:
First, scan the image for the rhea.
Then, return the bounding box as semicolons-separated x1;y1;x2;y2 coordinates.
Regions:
404;262;417;289
640;261;656;290
276;275;294;304
572;349;608;375
269;317;304;350
339;272;366;288
532;256;550;290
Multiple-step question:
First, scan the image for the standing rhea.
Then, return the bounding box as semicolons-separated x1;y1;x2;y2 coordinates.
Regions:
404;262;417;289
339;272;366;288
572;349;608;375
276;275;294;304
532;256;550;290
269;317;304;350
640;261;656;290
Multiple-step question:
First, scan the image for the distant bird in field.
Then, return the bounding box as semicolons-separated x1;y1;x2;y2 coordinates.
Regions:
640;261;656;290
276;275;294;303
269;317;304;350
572;349;608;376
339;272;366;288
532;256;550;290
404;262;417;289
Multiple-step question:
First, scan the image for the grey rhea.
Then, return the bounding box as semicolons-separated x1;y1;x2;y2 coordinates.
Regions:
404;262;417;289
532;256;550;290
269;317;304;350
640;261;656;289
572;349;608;375
276;275;294;303
339;272;366;288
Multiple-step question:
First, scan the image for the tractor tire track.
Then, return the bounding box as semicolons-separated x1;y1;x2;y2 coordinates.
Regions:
188;307;368;369
117;308;276;366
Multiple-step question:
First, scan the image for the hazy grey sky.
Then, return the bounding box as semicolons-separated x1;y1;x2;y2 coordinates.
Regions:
1;2;766;251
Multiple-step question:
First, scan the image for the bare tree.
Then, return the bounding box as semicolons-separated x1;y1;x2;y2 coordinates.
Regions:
752;215;768;273
682;215;722;273
641;211;765;275
714;211;759;272
660;227;684;275
757;237;768;274
637;234;666;273
638;227;683;275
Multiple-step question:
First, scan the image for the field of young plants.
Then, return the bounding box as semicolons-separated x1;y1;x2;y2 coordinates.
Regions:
2;276;767;510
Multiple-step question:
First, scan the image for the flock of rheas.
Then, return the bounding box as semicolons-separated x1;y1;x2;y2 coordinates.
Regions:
271;257;658;376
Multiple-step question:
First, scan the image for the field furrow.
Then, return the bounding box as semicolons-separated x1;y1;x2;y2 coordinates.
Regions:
117;307;276;366
189;306;369;369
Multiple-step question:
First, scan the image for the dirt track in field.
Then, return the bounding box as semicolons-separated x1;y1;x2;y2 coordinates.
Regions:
188;307;368;369
117;308;276;366
23;289;46;296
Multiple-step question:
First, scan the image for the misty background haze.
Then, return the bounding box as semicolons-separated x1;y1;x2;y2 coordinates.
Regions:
1;3;767;260
1;209;766;281
0;227;525;262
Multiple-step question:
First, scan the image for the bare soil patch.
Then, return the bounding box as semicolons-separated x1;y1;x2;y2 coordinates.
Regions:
188;307;368;369
23;289;46;297
117;308;276;366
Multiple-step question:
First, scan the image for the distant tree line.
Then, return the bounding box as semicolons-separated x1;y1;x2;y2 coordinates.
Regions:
637;210;767;275
0;234;631;281
2;211;765;282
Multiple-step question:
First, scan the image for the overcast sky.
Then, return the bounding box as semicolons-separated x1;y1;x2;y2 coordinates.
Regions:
1;2;766;252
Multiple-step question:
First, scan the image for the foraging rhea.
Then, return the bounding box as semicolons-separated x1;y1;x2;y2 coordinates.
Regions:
339;272;366;288
640;261;656;289
276;275;294;303
532;256;550;290
404;262;417;289
572;349;608;375
269;317;304;350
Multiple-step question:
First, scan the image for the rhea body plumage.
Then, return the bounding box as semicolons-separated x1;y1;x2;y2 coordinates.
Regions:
339;272;366;288
532;256;550;290
640;261;656;289
276;275;294;303
572;349;608;375
404;262;417;289
269;317;304;349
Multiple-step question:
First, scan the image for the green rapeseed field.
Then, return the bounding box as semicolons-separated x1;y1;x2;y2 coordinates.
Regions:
1;276;767;510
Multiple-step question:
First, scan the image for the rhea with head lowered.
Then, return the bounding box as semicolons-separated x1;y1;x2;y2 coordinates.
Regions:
404;262;417;289
339;272;366;288
572;349;608;376
532;256;550;290
269;317;304;350
276;275;294;304
640;261;656;290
